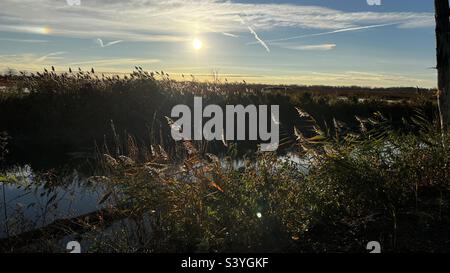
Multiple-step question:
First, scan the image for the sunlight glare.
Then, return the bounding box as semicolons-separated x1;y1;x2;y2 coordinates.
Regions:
193;38;203;50
40;26;51;35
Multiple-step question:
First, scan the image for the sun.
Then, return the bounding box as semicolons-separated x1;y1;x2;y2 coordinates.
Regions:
193;38;203;50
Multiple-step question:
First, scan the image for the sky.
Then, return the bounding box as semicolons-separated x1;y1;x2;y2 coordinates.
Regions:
0;0;438;87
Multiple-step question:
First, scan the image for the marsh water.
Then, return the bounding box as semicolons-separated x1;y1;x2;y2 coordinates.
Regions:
0;165;106;238
0;153;306;240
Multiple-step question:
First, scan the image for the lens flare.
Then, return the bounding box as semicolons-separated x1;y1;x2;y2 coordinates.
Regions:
39;26;51;34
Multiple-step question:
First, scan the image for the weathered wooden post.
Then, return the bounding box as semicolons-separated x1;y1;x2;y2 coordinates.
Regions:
435;0;450;128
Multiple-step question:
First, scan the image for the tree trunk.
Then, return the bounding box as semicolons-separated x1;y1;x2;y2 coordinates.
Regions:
435;0;450;128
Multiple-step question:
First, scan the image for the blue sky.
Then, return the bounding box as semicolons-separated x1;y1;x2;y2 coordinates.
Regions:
0;0;437;87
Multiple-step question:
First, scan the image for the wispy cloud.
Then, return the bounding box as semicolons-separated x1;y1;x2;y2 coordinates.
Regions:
0;53;160;74
250;23;397;45
0;38;48;43
0;1;433;42
222;32;239;38
95;38;123;48
0;52;68;72
0;25;51;35
35;51;66;62
276;43;337;51
69;58;160;66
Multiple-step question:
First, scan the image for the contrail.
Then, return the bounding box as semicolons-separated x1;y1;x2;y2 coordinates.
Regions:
239;15;270;52
247;26;270;52
0;38;48;43
96;38;123;48
222;32;239;38
35;51;66;62
248;23;398;45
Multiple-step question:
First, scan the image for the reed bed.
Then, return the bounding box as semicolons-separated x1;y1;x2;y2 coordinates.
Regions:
0;68;447;252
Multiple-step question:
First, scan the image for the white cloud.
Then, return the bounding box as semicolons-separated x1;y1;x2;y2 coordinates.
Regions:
256;23;397;45
0;0;434;42
245;71;436;88
222;32;239;38
68;58;160;66
35;51;66;62
95;38;123;48
277;43;337;51
0;38;48;43
0;53;161;73
0;52;66;71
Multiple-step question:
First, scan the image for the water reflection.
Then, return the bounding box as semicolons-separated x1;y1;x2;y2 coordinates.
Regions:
0;165;106;238
220;152;309;172
0;152;308;240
